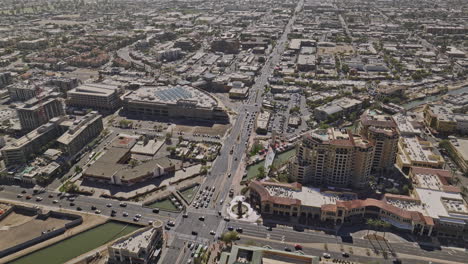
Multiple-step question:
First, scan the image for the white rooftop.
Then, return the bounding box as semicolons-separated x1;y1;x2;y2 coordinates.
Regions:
415;188;468;223
265;185;356;207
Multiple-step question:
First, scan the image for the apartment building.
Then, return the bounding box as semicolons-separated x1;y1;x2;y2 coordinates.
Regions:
1;117;64;166
17;96;65;132
357;109;399;171
57;111;103;158
289;128;374;188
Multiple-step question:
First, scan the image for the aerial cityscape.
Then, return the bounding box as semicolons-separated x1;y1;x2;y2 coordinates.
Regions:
0;0;467;263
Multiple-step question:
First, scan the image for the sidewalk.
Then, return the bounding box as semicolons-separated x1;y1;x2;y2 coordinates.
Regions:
241;234;465;264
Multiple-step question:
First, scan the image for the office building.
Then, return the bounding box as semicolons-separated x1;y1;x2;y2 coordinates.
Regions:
289;128;374;188
1;117;64;166
7;83;38;101
57;111;103;158
17;96;65;132
357;109;399;171
67;83;121;111
122;85;229;123
0;72;12;88
108;222;163;264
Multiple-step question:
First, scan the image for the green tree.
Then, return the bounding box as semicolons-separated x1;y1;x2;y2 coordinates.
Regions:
257;166;266;179
221;231;239;247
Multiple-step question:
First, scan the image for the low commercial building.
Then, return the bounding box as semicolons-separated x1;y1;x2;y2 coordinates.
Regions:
255;111;271;135
445;137;468;173
424;104;468;135
219;244;319;264
57;111;103;158
67;83;121;111
229;87;249;99
396;136;445;174
288;116;301;127
296;54;316;71
17;38;47;50
314;97;362;121
1;117;64;166
393;112;424;136
108;221;163;264
83;135;175;185
17;95;65;132
211;38;240;54
248;179;467;238
123;85;229;123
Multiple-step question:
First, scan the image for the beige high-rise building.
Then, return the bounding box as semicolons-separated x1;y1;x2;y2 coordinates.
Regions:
289;128;374;188
357;109;399;171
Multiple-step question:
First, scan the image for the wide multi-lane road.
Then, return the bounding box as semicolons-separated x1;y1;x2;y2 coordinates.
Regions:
161;1;304;263
0;185;174;224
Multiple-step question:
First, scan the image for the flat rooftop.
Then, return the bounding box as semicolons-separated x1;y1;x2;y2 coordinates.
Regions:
400;136;441;164
451;138;468;161
111;224;162;254
393;113;422;135
124;85;218;108
69;83;118;96
415;188;468;223
264;185;356;208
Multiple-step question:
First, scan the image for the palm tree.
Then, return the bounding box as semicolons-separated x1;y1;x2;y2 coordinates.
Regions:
381;221;391;239
366;219;375;236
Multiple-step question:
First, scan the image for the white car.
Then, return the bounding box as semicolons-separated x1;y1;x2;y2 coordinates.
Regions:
52;200;58;204
322;253;331;259
210;230;216;235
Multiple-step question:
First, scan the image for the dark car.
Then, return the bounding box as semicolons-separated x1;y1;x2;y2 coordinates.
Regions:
284;247;292;252
192;231;198;236
70;202;75;206
91;205;96;210
227;226;234;231
236;227;243;233
152;208;160;213
76;207;82;211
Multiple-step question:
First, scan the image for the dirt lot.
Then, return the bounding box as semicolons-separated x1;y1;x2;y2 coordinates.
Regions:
0;210;106;264
0;212;72;250
173;123;230;136
63;68;99;82
317;44;354;55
